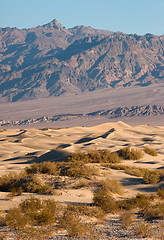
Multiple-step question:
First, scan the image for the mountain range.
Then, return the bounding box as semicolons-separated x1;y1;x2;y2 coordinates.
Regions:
0;19;164;102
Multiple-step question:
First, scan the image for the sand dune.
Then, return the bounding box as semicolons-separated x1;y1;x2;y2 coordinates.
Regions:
0;121;163;175
0;121;164;239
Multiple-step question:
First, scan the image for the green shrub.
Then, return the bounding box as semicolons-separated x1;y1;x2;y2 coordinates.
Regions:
143;170;160;184
143;146;158;156
118;147;144;160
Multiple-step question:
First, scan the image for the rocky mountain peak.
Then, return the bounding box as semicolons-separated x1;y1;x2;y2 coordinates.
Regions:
44;19;64;30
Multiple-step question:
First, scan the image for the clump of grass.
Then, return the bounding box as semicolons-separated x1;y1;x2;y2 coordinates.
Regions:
120;211;135;229
143;170;160;184
0;172;53;194
25;162;58;175
118;147;144;160
143;146;158;156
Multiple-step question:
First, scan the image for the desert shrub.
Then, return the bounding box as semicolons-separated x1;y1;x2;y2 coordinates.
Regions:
26;161;58;175
87;149;121;163
140;203;164;220
118;147;144;160
93;188;116;213
117;193;150;210
68;149;121;164
134;193;150;208
65;204;105;220
97;178;124;195
22;176;53;194
67;150;88;163
143;146;158;156
135;221;153;238
120;211;135;229
107;164;163;183
143;170;160;184
6;197;58;239
0;171;26;192
157;187;164;199
0;172;53;194
64;163;99;178
59;210;94;238
0;210;6;227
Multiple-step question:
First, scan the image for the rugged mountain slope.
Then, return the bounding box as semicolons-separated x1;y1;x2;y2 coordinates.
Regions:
0;20;163;102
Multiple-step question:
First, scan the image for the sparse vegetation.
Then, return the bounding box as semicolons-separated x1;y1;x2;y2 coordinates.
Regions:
97;178;124;195
59;210;94;238
140;203;164;220
72;178;92;189
0;172;54;194
143;146;158;156
118;147;144;160
25;161;58;175
120;211;135;229
105;163;164;184
63;162;99;178
157;187;164;199
68;149;121;164
135;221;153;238
6;197;58;239
143;170;160;184
93;177;122;212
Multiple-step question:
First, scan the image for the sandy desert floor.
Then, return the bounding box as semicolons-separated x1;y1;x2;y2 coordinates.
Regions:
0;121;163;239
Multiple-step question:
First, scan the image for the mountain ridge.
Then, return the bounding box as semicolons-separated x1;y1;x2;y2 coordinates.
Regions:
0;19;163;102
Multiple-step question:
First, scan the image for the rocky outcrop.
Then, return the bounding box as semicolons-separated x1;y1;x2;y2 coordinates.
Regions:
0;105;163;127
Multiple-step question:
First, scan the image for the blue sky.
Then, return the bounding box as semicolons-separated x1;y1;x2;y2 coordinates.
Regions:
0;0;164;35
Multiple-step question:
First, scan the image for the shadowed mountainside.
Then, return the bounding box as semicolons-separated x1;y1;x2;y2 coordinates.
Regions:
0;19;164;102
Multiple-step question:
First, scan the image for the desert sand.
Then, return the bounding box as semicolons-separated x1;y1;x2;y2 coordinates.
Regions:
0;121;163;206
0;121;163;239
